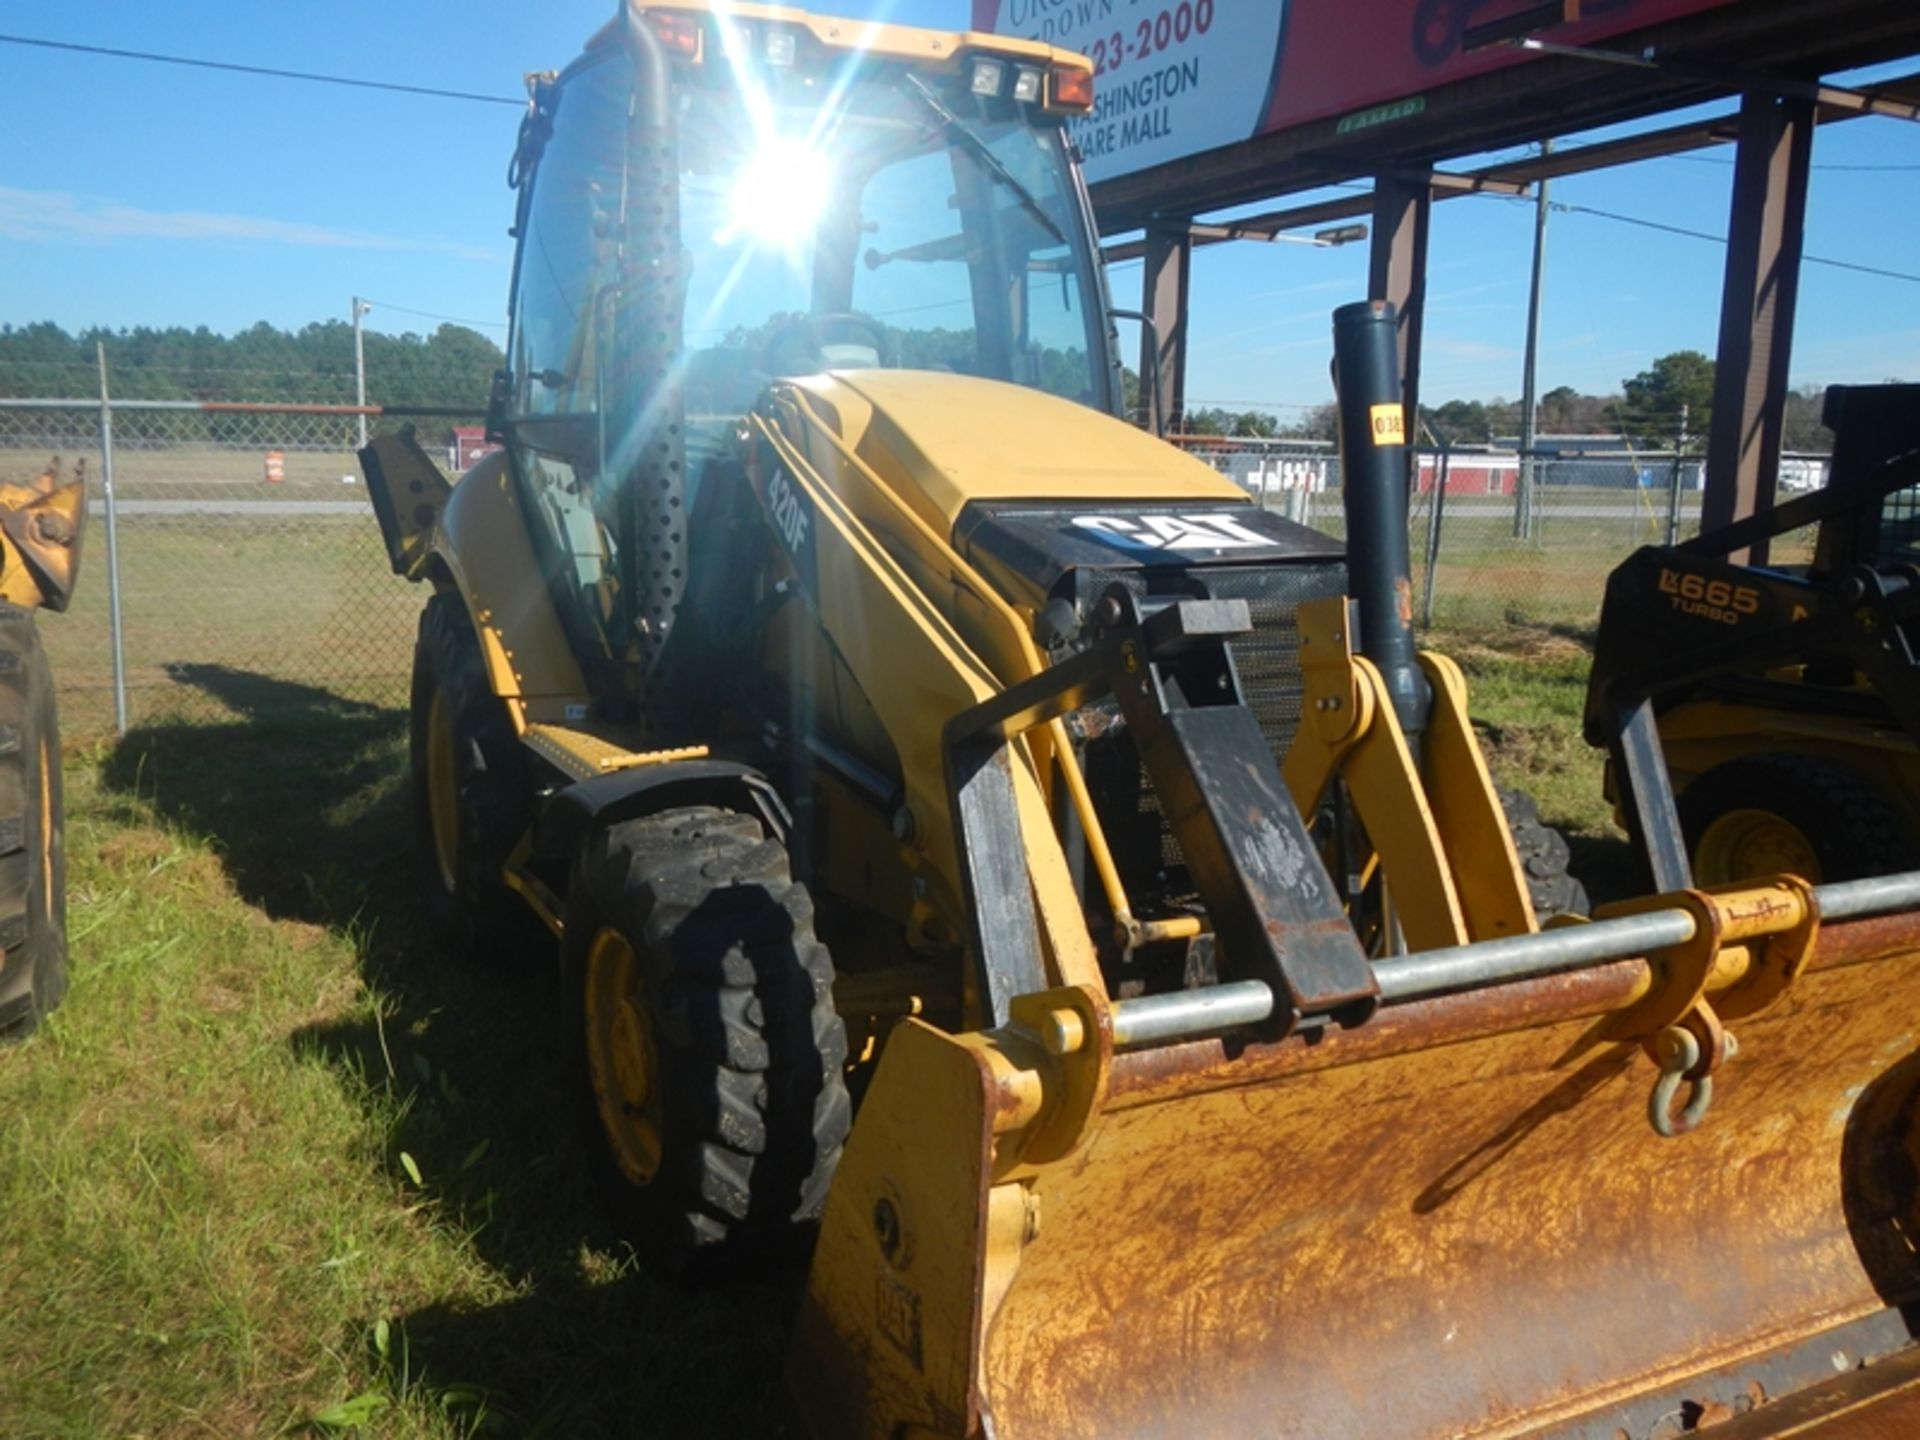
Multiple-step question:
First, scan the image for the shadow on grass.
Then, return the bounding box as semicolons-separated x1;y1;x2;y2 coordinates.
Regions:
98;664;795;1437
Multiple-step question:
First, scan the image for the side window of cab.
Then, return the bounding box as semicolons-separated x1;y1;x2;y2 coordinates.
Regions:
507;55;631;654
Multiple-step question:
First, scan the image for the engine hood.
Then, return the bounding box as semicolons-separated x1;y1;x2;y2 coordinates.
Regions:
782;369;1248;536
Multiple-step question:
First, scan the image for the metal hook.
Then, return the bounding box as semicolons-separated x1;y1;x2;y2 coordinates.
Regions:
1648;1024;1737;1137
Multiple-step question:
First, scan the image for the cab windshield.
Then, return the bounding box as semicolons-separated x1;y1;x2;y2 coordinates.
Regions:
675;67;1112;436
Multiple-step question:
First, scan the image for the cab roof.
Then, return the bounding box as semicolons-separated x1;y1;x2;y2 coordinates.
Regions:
584;1;1092;76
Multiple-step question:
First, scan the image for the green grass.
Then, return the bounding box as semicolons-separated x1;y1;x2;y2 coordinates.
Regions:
0;682;797;1439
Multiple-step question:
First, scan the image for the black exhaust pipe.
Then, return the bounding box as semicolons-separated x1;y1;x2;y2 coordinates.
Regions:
1331;300;1431;740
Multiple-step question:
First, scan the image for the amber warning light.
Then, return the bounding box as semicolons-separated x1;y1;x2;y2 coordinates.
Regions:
1050;64;1095;112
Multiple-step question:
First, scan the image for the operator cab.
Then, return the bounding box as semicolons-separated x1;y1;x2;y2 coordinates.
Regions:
496;4;1111;670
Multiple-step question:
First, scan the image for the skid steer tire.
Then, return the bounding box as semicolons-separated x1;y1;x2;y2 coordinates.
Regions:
409;591;533;962
565;805;851;1277
0;607;65;1044
1680;752;1920;886
1499;787;1588;922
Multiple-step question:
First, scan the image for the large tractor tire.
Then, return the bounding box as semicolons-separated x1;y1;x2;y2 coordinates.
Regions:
1680;752;1920;886
0;607;65;1043
1499;787;1588;922
565;805;852;1276
409;591;532;961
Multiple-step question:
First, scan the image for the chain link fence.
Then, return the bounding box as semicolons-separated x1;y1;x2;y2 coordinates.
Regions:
0;391;478;735
1177;436;1831;635
0;391;1836;736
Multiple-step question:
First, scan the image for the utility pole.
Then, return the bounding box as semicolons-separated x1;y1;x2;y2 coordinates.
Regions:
352;297;372;449
1514;138;1553;540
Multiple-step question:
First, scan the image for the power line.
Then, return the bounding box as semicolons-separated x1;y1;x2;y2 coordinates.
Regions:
1547;200;1920;285
0;33;523;108
1666;153;1920;172
358;298;508;331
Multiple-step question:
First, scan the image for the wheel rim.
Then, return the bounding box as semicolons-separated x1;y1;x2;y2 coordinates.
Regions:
583;926;664;1186
425;688;460;894
1694;808;1823;885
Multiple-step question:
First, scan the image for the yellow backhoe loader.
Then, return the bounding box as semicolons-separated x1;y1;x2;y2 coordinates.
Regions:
0;456;82;1041
362;5;1920;1434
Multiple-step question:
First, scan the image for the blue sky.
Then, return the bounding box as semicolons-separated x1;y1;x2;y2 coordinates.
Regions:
3;0;1917;411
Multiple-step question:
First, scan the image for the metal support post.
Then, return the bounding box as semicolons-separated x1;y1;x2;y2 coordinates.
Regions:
1367;175;1432;429
1665;403;1690;546
1704;93;1814;566
94;342;128;735
1422;434;1451;629
1515;140;1552;540
352;297;373;450
1140;223;1191;435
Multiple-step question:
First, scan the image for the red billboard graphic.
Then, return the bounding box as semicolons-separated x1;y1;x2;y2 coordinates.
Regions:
972;0;1737;184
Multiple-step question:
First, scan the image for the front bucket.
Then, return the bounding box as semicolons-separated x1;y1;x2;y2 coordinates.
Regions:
789;908;1920;1439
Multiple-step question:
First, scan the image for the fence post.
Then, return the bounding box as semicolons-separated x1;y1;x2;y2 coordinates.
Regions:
1421;443;1450;629
94;342;129;735
1665;453;1685;546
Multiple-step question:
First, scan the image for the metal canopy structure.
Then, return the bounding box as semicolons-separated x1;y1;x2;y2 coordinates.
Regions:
1091;0;1920;539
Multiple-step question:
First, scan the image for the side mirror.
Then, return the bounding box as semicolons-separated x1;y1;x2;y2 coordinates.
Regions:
485;368;512;444
1109;307;1165;438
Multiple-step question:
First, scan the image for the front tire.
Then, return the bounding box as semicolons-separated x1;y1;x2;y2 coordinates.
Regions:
1681;752;1919;885
565;805;851;1275
409;591;531;960
0;607;65;1042
1500;787;1588;921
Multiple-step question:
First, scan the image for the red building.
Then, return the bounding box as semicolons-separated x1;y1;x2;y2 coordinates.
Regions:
452;426;502;472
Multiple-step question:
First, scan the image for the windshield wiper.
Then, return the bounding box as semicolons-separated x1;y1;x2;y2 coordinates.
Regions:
903;74;1069;251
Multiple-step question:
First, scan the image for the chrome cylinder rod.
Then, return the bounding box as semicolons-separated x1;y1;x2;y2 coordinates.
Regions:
1108;871;1920;1051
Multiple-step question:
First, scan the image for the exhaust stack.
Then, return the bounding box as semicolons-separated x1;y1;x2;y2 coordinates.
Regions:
1332;300;1431;740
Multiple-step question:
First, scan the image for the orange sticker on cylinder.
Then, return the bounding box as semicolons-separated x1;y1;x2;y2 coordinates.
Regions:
1368;405;1405;445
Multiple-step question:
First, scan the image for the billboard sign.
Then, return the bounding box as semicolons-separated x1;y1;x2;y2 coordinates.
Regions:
971;0;1737;185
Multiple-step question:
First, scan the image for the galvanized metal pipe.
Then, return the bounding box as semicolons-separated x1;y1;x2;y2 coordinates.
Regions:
1108;871;1920;1051
1110;981;1274;1050
95;343;129;736
1373;908;1697;1004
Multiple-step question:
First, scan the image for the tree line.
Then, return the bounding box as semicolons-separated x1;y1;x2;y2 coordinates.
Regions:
0;324;1855;456
0;319;502;410
1181;351;1844;454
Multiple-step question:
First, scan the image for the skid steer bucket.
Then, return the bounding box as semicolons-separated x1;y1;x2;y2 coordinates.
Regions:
792;874;1920;1439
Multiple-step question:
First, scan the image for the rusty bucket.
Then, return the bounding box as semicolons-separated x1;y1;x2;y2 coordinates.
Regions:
790;875;1920;1439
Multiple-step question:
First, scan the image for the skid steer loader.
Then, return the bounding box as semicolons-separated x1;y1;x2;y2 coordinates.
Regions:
1588;384;1920;890
362;5;1920;1434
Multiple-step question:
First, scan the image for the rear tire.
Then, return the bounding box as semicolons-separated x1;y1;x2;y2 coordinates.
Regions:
564;805;851;1276
1680;752;1919;885
0;607;65;1043
1500;787;1588;921
409;591;532;960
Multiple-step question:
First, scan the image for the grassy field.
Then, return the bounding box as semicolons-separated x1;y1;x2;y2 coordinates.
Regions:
0;693;802;1439
0;621;1632;1439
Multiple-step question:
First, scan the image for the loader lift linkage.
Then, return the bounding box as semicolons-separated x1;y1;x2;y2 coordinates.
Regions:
946;585;1377;1033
